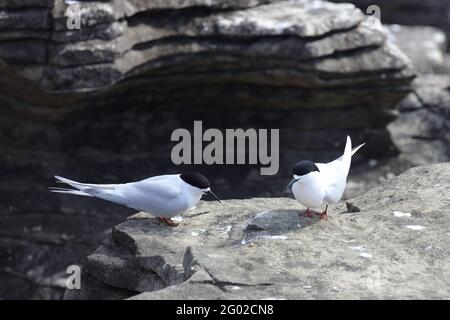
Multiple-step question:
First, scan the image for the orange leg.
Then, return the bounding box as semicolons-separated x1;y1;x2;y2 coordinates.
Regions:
302;207;313;218
317;205;328;220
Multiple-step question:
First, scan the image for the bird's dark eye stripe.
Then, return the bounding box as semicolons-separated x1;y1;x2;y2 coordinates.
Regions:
180;172;210;189
292;160;319;176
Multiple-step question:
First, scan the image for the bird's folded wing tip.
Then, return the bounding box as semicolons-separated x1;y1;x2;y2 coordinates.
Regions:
54;175;68;183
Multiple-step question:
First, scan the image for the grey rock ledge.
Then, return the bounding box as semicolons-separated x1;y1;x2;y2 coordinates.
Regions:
65;163;450;300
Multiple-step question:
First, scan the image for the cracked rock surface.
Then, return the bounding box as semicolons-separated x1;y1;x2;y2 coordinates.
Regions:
65;163;450;299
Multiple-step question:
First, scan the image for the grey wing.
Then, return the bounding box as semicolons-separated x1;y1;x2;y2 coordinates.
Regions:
115;175;182;211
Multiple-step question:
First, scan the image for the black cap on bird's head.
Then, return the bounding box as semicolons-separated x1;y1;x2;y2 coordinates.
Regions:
180;172;221;203
285;160;320;191
292;160;320;177
180;172;210;189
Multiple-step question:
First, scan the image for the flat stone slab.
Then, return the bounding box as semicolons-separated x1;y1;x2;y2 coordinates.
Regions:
67;163;450;299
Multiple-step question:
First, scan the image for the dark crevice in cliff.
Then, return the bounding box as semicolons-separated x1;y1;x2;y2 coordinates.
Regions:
125;5;239;27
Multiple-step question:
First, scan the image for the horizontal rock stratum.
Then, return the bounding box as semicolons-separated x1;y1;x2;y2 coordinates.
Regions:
0;0;413;109
65;163;450;299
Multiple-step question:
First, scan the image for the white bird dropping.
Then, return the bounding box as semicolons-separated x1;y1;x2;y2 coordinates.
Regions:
50;172;221;227
287;136;365;220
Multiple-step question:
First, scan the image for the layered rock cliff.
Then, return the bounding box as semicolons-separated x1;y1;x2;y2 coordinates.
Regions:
0;0;418;299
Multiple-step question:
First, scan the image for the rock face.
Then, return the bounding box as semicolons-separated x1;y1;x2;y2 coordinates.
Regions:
389;75;450;165
330;0;450;51
0;1;414;195
0;0;415;299
382;24;450;167
0;0;414;194
386;25;449;75
1;0;413;96
339;24;450;210
65;163;450;300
